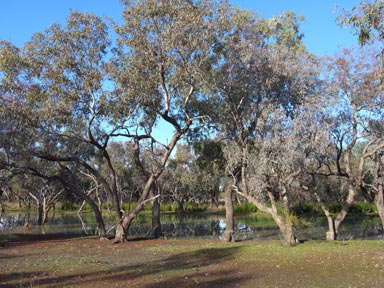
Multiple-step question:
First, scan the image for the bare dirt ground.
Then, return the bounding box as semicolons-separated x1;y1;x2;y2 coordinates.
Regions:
1;233;384;287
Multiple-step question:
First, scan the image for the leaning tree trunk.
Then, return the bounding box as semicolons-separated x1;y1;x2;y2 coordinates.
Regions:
149;183;162;239
268;190;298;246
270;211;298;246
66;184;107;238
223;178;235;242
83;195;107;238
114;175;156;243
239;189;299;246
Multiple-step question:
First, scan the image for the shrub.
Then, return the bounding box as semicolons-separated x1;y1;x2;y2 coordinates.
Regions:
144;203;152;212
350;202;377;214
82;203;92;211
286;214;311;228
292;203;321;216
327;203;342;214
101;203;114;211
61;201;75;211
234;202;258;214
183;203;208;213
122;202;137;211
160;203;177;213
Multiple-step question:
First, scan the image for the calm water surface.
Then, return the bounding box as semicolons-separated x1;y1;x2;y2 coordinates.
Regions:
1;211;383;241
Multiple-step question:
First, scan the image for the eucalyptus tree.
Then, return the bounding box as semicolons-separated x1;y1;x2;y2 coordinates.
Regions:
160;145;198;213
7;174;62;225
0;121;108;235
159;142;221;211
0;13;123;235
107;0;231;242
193;139;225;206
315;47;384;240
210;10;323;244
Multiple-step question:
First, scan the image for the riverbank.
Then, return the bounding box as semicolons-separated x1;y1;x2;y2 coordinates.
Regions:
1;234;383;287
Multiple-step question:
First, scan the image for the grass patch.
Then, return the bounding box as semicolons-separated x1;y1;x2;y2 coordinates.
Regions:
234;202;258;214
1;236;383;288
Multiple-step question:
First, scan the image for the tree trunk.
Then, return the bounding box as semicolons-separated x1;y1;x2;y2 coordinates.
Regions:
223;178;235;242
376;154;384;226
376;187;384;227
41;196;48;225
67;184;107;238
85;197;107;238
0;189;4;214
278;220;298;246
325;216;337;241
177;200;185;214
334;185;356;234
114;174;156;243
268;190;298;246
37;201;43;225
150;183;162;239
317;200;337;241
270;210;298;246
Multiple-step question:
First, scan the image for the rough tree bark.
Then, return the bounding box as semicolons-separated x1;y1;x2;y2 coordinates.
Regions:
149;183;162;239
223;177;235;242
376;153;384;226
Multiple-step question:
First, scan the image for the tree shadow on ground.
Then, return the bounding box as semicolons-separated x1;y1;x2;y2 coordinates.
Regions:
1;245;253;287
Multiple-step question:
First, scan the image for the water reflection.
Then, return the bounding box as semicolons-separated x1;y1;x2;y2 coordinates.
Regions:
1;212;383;241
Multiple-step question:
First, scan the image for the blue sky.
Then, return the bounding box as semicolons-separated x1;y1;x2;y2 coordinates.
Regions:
1;0;362;54
0;0;363;145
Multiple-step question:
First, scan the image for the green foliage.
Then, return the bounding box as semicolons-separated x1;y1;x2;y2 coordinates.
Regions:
350;202;378;214
61;201;76;211
285;214;311;228
291;202;378;216
292;202;322;216
101;203;114;211
193;139;225;173
160;203;178;213
144;203;152;212
325;202;377;215
82;203;92;211
181;203;208;213
122;202;137;211
234;202;258;214
337;0;383;46
336;0;383;83
327;203;342;214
